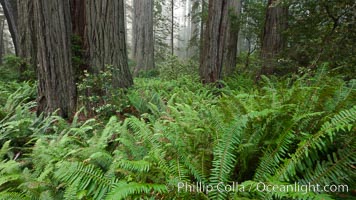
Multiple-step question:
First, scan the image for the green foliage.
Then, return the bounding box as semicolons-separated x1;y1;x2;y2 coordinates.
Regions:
282;0;356;77
106;181;167;200
0;55;36;81
77;66;130;117
158;55;199;80
0;70;355;200
0;55;28;81
71;34;86;80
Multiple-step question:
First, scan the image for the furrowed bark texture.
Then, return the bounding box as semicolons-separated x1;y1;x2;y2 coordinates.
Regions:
34;0;76;118
132;0;154;75
260;0;288;75
85;0;133;88
223;0;242;75
17;0;37;76
71;0;86;39
199;0;229;84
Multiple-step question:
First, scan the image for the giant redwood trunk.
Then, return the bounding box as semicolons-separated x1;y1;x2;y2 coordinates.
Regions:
85;0;133;88
34;0;76;118
1;0;37;79
199;0;229;84
132;0;154;75
223;0;242;75
260;0;288;75
17;0;37;78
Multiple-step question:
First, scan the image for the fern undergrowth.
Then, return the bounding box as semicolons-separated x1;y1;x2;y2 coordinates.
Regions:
0;73;355;200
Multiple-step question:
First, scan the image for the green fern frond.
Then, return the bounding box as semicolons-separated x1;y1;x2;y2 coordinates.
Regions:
209;115;249;200
98;116;120;146
0;140;11;159
37;163;55;181
0;191;30;200
239;180;334;200
88;151;114;171
55;161;117;200
3;82;35;113
181;155;208;183
273;106;356;182
0;174;21;187
254;111;324;181
0;160;21;175
115;159;150;172
301;147;356;186
105;181;167;200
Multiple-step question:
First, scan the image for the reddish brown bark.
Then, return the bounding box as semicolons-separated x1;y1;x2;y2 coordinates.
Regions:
260;0;288;75
199;0;229;84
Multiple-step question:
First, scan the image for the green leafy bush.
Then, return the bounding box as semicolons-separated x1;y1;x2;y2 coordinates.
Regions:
77;66;130;117
158;55;199;80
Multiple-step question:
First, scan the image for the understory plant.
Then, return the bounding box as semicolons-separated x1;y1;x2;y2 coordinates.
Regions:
0;71;355;200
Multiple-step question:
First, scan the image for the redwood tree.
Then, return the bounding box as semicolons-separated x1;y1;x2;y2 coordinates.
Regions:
223;0;242;75
34;0;76;118
260;0;288;75
132;0;154;75
199;0;229;84
17;0;37;78
85;0;133;88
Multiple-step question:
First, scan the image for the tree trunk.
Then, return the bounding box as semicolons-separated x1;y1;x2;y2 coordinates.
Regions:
199;0;207;60
34;0;76;118
170;0;174;55
132;0;154;75
188;0;199;58
85;0;133;88
199;0;229;84
0;0;18;55
70;0;88;80
17;0;37;79
260;0;288;75
0;17;4;65
70;0;86;39
223;0;242;76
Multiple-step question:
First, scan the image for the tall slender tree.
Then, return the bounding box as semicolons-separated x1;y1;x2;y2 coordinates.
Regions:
199;0;229;84
260;0;288;75
34;0;76;118
199;0;207;58
0;0;18;54
170;0;174;55
223;0;242;75
132;0;154;76
0;14;4;65
187;0;200;58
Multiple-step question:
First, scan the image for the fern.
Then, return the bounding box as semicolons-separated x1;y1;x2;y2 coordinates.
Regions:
0;192;30;200
209;115;249;199
254;111;324;181
105;181;167;200
301;147;356;186
55;161;116;200
115;159;150;173
272;106;356;182
0;140;11;159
